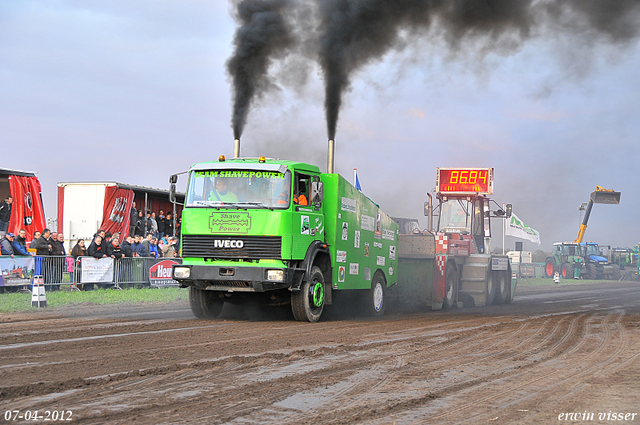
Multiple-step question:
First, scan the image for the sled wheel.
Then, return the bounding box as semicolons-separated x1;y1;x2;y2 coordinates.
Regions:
443;265;458;310
494;270;509;304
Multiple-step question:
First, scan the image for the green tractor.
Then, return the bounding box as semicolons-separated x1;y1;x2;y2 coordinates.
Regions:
546;186;620;280
607;246;638;271
544;242;585;279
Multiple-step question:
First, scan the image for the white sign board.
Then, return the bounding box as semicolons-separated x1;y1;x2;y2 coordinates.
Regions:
80;257;114;283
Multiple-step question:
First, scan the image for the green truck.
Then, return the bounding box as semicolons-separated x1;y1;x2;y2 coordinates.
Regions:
171;156;398;322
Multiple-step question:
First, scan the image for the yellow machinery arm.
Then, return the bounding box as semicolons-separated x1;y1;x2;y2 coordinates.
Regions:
574;186;621;243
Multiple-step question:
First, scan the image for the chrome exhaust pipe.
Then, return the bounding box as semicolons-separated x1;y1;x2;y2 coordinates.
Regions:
327;139;335;174
233;138;240;158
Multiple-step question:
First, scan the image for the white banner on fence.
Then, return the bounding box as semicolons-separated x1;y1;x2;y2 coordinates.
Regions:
80;257;114;283
505;213;541;245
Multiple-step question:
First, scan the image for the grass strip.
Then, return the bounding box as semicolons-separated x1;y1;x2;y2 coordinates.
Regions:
0;287;188;313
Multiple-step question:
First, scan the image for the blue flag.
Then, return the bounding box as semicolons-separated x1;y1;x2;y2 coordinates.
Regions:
355;172;362;192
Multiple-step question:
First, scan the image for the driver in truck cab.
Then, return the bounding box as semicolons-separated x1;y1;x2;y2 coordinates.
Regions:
208;178;238;203
293;179;308;205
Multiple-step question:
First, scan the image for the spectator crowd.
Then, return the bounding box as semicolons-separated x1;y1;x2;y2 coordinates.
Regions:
0;205;181;260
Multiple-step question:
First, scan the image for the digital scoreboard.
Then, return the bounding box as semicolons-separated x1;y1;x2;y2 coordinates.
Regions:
436;168;494;195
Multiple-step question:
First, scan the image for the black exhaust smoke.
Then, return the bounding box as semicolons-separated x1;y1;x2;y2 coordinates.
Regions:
316;0;640;141
226;0;640;142
227;0;294;140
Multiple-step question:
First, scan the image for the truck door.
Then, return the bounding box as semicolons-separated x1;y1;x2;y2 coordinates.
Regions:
291;173;324;259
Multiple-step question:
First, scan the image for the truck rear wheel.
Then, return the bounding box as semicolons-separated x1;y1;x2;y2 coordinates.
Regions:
291;266;324;322
494;270;509;304
367;272;386;316
189;287;223;319
443;265;457;310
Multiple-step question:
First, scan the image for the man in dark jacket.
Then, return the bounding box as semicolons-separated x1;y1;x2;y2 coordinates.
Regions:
56;233;67;256
34;229;52;256
164;213;174;237
129;202;137;239
49;232;64;256
0;233;15;257
0;195;12;234
157;209;166;238
88;236;107;258
121;236;134;257
13;229;30;256
134;210;146;237
106;236;124;259
131;235;147;257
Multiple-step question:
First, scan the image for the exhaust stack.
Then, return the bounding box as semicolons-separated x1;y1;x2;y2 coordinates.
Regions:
327;139;335;174
233;138;240;158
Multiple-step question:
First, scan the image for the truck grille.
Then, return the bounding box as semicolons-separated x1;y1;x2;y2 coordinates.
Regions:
182;235;282;259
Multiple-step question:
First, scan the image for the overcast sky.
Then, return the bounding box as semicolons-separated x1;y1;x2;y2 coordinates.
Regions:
2;1;639;252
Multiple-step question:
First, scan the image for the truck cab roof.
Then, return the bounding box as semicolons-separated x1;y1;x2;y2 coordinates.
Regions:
190;158;321;175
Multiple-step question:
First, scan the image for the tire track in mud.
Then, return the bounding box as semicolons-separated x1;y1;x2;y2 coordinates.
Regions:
254;316;576;425
3;298;639;425
415;311;630;425
518;311;639;423
177;318;543;424
0;314;550;424
0;315;485;400
70;322;497;423
275;313;588;425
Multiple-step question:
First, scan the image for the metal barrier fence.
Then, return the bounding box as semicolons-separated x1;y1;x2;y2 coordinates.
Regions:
0;255;182;291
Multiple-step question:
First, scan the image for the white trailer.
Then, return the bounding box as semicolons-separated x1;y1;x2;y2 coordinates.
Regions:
57;182;183;252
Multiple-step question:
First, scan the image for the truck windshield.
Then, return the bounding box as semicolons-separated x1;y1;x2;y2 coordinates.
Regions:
185;169;292;209
439;199;472;234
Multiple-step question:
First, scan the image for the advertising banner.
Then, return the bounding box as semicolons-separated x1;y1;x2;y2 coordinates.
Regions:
80;257;114;283
99;187;135;238
0;256;36;286
149;259;181;287
8;175;46;239
505;213;541;245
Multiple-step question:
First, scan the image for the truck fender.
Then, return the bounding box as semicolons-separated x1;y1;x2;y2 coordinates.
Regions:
291;241;331;291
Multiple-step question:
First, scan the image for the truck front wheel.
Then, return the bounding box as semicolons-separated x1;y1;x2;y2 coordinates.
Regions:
189;287;223;319
292;266;325;322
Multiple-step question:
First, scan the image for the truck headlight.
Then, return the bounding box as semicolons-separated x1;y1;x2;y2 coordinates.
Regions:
173;267;191;279
267;270;284;282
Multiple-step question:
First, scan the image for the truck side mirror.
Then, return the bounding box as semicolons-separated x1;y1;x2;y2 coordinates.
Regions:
505;204;512;218
169;174;178;184
169;183;177;203
311;181;323;204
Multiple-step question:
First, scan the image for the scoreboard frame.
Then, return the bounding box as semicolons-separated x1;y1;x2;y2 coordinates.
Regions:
436;167;494;195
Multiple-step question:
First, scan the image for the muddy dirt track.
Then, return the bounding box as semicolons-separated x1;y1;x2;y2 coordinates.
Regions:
1;281;640;424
